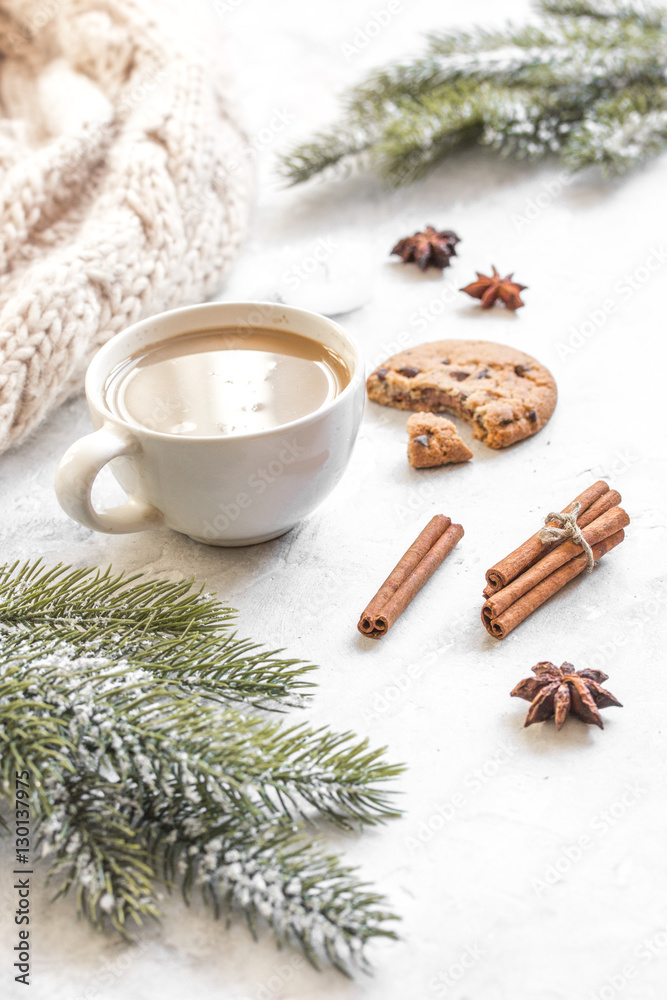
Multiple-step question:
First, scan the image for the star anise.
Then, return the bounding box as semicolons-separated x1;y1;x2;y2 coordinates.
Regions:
460;266;527;310
511;662;622;730
391;226;460;270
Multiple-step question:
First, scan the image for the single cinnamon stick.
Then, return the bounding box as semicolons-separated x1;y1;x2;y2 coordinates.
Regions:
577;489;621;529
482;505;629;624
484;480;610;594
359;515;451;634
483;529;625;639
358;519;463;638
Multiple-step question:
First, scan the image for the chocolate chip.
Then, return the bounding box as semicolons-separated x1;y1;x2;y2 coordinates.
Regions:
450;371;470;381
476;370;491;379
527;409;537;423
458;392;468;401
440;358;451;365
413;434;430;446
398;366;420;378
499;418;513;426
514;364;530;377
375;367;389;381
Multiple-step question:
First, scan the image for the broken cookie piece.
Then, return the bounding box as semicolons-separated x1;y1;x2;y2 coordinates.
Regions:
407;412;473;468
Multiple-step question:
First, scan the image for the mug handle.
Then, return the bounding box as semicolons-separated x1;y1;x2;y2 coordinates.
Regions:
55;424;164;534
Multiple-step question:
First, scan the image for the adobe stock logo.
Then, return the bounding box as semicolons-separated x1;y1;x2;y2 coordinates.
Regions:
428;942;486;997
280;236;339;292
339;2;402;62
201;440;306;538
556;246;667;360
531;783;644;896
403;742;517;856
511;171;573;232
213;0;244;14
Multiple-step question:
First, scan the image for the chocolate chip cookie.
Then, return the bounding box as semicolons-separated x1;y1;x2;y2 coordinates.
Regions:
407;413;473;467
368;340;557;449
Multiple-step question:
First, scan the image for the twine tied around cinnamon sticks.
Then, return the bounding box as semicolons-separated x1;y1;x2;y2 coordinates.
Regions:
537;502;595;573
481;480;629;639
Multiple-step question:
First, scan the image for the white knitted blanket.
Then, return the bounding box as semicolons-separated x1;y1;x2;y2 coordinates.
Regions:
0;0;251;453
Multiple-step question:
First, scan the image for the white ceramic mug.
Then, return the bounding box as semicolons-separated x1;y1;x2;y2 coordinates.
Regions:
55;301;365;546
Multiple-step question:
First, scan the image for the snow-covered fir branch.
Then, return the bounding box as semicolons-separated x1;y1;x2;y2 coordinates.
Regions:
281;0;667;186
0;562;402;974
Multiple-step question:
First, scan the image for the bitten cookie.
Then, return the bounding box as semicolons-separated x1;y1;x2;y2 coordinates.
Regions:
407;413;473;467
367;339;557;449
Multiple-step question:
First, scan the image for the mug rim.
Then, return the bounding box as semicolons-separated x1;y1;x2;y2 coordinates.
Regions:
85;300;365;443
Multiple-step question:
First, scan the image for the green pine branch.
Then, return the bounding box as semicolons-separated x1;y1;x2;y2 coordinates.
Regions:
0;560;228;633
0;561;315;709
280;0;667;186
38;766;398;969
0;562;403;973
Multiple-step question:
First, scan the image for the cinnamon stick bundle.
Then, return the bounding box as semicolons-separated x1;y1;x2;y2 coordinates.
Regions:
358;515;463;638
482;528;625;639
482;505;630;624
483;480;619;597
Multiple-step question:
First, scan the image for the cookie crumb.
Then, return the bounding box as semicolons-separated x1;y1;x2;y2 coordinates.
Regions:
407;412;473;468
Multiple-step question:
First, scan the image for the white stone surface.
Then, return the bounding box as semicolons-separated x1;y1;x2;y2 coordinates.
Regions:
1;1;667;998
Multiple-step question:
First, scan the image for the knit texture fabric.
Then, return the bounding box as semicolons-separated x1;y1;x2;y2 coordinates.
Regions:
0;0;252;452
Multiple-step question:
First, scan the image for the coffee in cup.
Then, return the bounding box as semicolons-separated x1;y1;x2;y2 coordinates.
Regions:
103;327;351;437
